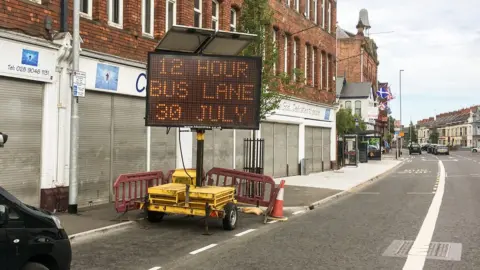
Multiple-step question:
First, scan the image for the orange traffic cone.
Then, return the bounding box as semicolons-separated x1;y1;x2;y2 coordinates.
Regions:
270;180;287;220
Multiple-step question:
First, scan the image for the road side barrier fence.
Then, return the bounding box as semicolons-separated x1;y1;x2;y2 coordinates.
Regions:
205;167;278;207
113;171;164;213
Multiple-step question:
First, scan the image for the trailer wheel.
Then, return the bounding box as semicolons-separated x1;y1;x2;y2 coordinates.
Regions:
222;202;238;230
147;211;165;223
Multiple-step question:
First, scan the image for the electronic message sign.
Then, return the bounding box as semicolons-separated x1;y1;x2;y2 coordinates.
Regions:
145;52;262;129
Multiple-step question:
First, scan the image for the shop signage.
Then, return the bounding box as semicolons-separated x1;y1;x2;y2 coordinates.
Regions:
0;39;56;82
276;99;333;122
145;52;262;129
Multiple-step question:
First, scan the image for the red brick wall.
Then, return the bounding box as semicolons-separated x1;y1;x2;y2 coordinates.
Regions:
0;0;336;103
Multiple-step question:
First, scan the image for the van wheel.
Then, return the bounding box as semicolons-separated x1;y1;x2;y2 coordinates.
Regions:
22;262;49;270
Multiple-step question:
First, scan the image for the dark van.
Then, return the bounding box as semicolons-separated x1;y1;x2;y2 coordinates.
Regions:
0;187;72;270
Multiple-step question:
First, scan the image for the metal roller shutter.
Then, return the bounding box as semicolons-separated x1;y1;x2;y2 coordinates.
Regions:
150;127;176;172
261;123;274;176
235;129;251;170
78;91;112;206
304;126;314;174
322;128;331;170
112;95;147;179
287;124;299;176
0;77;42;206
313;127;324;172
273;123;288;177
192;129;234;171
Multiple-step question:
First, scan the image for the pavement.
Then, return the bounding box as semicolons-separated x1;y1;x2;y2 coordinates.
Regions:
65;154;406;270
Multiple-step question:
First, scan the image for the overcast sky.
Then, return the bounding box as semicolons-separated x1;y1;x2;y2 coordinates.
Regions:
337;0;480;124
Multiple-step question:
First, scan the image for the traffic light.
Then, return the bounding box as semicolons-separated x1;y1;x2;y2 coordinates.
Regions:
0;132;8;147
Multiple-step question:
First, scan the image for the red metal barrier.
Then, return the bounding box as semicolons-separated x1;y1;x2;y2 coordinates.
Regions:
113;171;164;213
205;168;278;207
164;168;206;184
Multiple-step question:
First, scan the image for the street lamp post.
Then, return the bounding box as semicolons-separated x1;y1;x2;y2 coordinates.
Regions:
399;69;404;156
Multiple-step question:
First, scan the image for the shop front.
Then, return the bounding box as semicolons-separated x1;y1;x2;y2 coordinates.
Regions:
0;35;57;206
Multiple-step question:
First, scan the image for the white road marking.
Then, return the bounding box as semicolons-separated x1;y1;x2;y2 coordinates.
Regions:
407;192;434;195
148;267;161;270
189;244;218;255
235;229;256;237
292;210;306;215
355;192;380;194
403;160;446;270
267;220;278;224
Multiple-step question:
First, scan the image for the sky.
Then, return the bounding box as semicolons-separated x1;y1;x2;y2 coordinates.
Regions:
337;0;480;124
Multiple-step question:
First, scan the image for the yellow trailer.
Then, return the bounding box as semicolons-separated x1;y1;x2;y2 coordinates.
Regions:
140;169;239;231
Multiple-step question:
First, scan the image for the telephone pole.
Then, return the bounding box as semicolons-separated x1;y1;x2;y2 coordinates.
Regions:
68;0;80;214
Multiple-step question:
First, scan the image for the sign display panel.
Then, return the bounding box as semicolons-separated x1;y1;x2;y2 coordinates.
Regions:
146;52;262;129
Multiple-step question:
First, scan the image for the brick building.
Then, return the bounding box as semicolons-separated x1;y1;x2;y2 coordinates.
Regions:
0;0;337;209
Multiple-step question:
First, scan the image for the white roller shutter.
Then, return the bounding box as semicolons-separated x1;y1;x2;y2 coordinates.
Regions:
192;129;234;171
78;91;112;206
0;77;42;206
322;128;331;170
286;124;299;176
261;123;274;176
112;95;147;178
150;127;176;172
304;126;324;174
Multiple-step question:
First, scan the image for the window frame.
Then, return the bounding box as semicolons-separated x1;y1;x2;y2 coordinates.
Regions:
313;0;318;24
293;39;297;80
326;54;329;90
142;0;155;37
166;0;177;32
230;8;237;32
355;100;362;117
212;0;220;31
272;29;277;74
322;0;326;29
345;101;352;110
312;49;315;87
108;0;124;28
294;0;300;12
319;52;323;89
80;0;93;18
304;45;308;83
194;0;202;28
284;35;288;73
306;0;310;19
328;1;332;33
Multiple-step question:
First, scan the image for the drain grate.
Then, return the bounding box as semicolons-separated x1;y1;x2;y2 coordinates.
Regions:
383;240;462;261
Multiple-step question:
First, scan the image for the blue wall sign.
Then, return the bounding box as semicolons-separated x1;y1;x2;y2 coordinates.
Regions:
21;49;39;67
324;108;331;121
95;63;119;91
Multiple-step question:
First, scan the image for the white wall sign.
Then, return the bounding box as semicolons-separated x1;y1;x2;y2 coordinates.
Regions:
0;38;56;82
275;99;332;121
80;57;146;97
72;70;86;97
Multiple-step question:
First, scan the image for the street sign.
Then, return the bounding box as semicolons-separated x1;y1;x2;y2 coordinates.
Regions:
394;120;401;128
145;52;262;130
394;131;399;136
72;70;86;97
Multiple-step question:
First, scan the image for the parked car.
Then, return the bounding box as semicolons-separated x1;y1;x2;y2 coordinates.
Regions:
427;144;435;153
0;187;72;270
435;145;449;155
472;147;480;153
421;143;430;151
409;143;422;155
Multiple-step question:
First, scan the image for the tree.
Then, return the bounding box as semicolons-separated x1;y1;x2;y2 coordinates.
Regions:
407;121;418;143
238;0;304;120
388;116;396;135
336;108;367;136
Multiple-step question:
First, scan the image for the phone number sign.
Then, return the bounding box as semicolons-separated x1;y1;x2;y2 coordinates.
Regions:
146;52;262;130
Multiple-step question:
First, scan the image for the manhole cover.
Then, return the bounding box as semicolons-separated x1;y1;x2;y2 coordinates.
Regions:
383;240;462;261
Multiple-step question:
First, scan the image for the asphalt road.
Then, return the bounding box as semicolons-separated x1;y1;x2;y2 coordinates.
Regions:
71;151;480;270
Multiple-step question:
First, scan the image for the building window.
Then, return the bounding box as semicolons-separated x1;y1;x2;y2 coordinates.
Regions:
313;0;318;24
306;0;310;19
273;29;277;74
327;1;332;33
322;0;326;29
108;0;123;28
166;0;177;31
304;45;308;83
345;101;352;110
194;0;202;28
355;100;362;116
326;55;329;90
80;0;92;17
293;39;297;80
230;9;237;31
294;0;299;12
212;0;219;30
142;0;154;36
319;52;323;89
312;49;315;87
284;35;288;73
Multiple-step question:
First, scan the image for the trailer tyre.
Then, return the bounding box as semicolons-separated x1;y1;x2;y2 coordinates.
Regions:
21;262;49;270
147;211;165;223
222;202;238;231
